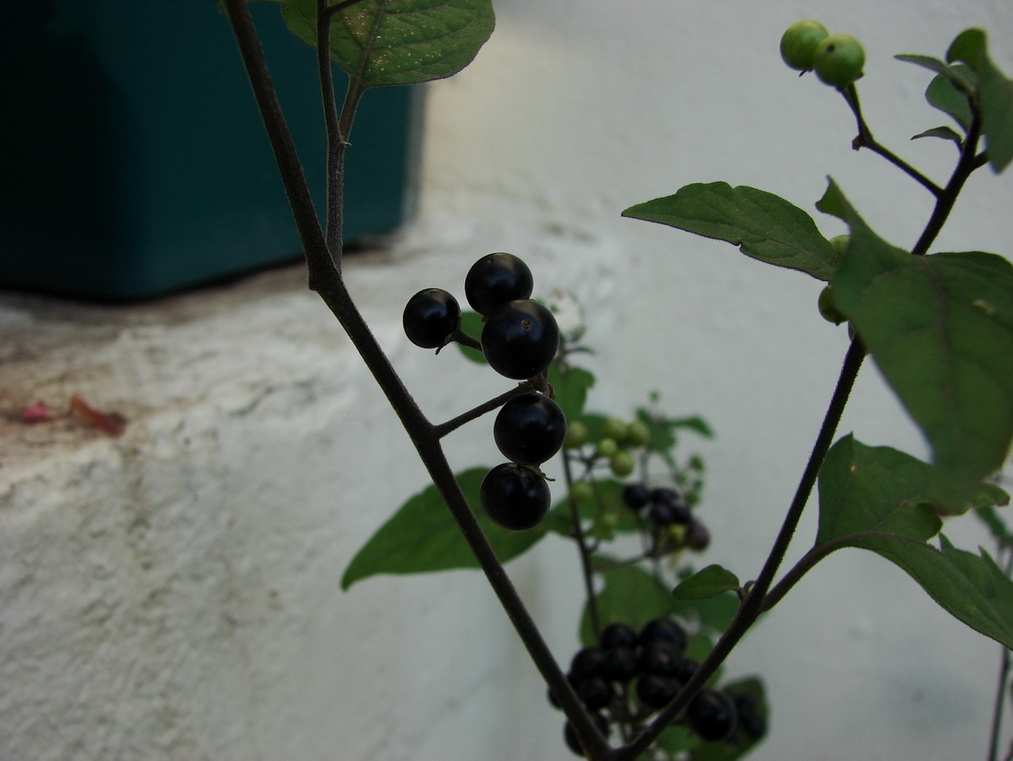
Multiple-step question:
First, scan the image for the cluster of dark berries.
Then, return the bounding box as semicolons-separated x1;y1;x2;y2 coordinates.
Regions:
402;253;563;532
550;617;765;755
621;482;710;551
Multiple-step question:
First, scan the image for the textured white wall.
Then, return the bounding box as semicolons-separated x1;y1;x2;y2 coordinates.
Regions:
2;2;1012;761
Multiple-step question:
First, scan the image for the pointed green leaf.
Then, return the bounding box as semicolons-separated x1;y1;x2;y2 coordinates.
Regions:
672;564;741;601
925;66;975;132
282;0;495;88
341;467;547;589
816;436;944;546
895;54;975;94
849;534;1013;649
910;125;964;147
579;561;674;645
976;504;1012;543
623;183;839;281
946;28;988;71
671;566;740;635
979;54;1013;172
819;181;1013;504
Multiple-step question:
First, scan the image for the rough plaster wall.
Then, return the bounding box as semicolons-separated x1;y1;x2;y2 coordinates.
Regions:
2;2;1013;761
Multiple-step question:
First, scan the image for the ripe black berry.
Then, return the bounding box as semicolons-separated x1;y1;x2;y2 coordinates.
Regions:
481;299;560;380
575;676;613;709
479;463;550;531
621;483;651;512
465;252;534;316
569;647;606;680
635;674;680;710
563;711;609;756
493;392;567;466
639;617;689;651
638;641;683;676
601;646;638;682
599;622;639;650
402;288;461;349
685;520;711;551
687;689;738;742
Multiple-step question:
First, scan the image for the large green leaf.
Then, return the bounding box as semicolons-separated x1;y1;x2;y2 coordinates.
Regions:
341;467;548;589
622;182;839;281
281;0;494;88
925;64;976;133
946;28;1013;172
548;363;595;423
672;564;741;601
819;181;1013;504
849;534;1013;649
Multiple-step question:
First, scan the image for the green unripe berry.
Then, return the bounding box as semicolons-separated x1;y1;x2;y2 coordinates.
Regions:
610;450;636;478
829;234;850;258
570;480;594;503
779;19;829;71
626;420;651;448
818;284;847;325
813;34;865;87
602;417;629;443
565;420;589;449
597;437;618;459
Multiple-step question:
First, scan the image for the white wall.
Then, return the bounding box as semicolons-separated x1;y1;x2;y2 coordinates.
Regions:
2;1;1012;760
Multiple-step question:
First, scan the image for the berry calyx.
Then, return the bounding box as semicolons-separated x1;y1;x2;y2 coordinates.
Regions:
493;392;567;466
480;463;551;530
813;33;865;87
465;252;534;316
481;299;560;380
779;19;829;71
402;288;461;349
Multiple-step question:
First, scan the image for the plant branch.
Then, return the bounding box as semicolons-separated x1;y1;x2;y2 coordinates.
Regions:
433;385;531;439
841;85;944;198
988;546;1013;761
316;0;346;264
616;337;866;761
562;454;603;640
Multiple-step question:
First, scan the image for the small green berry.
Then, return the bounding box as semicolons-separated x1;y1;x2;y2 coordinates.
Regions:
829;234;850;258
597;437;618;459
602;417;629;443
779;19;829;71
818;284;847;325
626;420;650;448
565;420;589;449
813;34;865;87
610;450;636;478
570;480;594;503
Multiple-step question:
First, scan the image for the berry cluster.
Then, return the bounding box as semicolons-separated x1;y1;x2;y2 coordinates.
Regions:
780;19;865;87
621;482;710;552
551;617;766;755
402;253;563;531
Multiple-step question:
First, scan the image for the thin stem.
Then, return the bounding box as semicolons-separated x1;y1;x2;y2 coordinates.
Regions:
433;385;531;439
316;0;346;265
562;453;602;640
616;337;866;761
841;85;943;197
987;547;1013;761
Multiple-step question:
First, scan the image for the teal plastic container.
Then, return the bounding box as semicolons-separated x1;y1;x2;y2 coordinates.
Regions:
0;2;418;301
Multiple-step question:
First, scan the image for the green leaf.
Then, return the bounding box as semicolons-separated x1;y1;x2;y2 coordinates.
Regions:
672;564;741;601
910;125;964;147
926;65;976;132
976;504;1012;543
282;0;495;88
848;534;1013;649
622;183;839;281
896;54;975;94
979;54;1013;172
816;436;944;546
671;567;740;635
546;478;642;540
579;562;674;646
341;467;547;589
454;311;486;364
946;28;988;71
819;181;1013;504
549;362;595;422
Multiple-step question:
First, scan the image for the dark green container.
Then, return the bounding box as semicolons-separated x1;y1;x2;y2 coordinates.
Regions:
0;2;418;301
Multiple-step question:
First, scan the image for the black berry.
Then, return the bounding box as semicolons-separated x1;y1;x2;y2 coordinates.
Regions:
621;483;651;512
685;520;711;551
493;392;567;466
687;689;738;742
402;288;461;349
563;711;609;756
481;299;560;380
635;674;681;710
599;622;639;650
601;646;638;682
479;463;550;530
575;676;613;709
465;252;534;316
638;641;683;676
569;647;606;680
639;617;689;651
